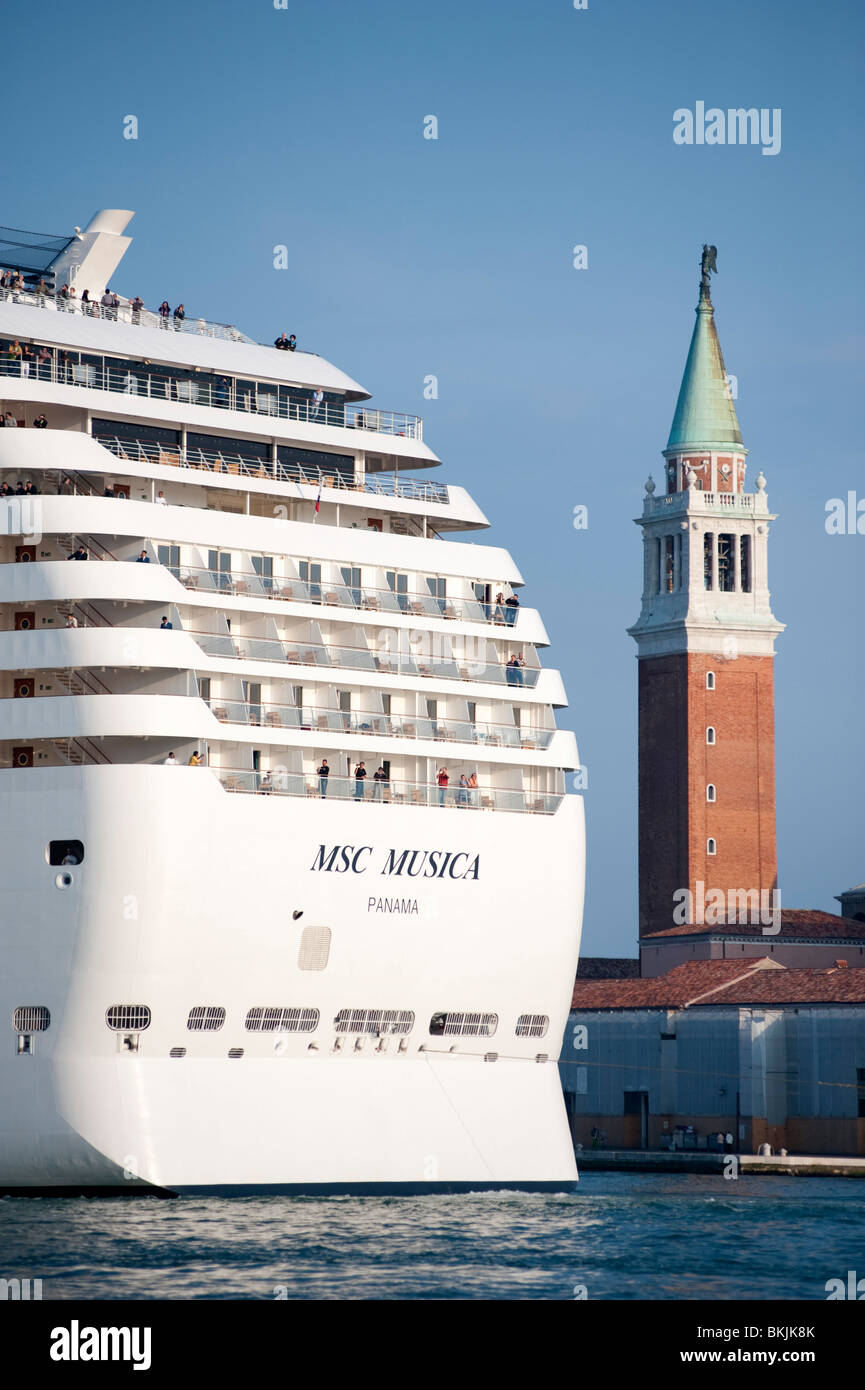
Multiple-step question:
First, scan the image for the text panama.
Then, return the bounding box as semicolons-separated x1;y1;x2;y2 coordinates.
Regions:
311;845;480;880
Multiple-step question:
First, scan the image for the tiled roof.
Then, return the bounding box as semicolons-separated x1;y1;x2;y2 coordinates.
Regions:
577;957;640;979
571;958;865;1010
644;910;865;941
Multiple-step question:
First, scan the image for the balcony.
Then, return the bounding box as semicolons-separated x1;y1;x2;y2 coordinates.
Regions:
193;629;540;688
216;766;563;814
95;436;445;501
0;353;422;440
163;559;519;627
207;697;553;751
1;286;258;343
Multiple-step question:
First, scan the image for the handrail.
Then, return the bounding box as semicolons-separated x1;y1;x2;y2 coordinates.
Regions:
0;351;423;441
190;628;540;688
95;436;442;500
214;765;562;815
155;558;519;629
208;697;552;749
2;286;257;343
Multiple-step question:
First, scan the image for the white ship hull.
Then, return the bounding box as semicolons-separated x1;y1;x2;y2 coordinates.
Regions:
0;766;584;1193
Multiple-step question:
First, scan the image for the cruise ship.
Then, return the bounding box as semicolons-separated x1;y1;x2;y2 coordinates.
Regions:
0;210;584;1194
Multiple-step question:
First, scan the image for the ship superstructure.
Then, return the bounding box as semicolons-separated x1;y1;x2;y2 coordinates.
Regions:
0;211;584;1193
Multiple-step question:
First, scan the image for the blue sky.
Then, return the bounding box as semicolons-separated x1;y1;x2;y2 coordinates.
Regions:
5;0;863;955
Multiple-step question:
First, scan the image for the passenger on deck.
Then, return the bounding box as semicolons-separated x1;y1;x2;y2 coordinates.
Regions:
258;769;273;792
160;616;173;630
163;752;177;765
310;388;324;420
373;765;389;801
437;767;449;805
15;482;25;495
494;592;506;624
317;758;330;797
3;412;17;427
156;490;167;504
80;289;92;314
65;615;79;628
131;296;144;321
505;593;520;624
274;333;291;350
158;301;170;324
188;751;204;766
24;480;39;495
173;304;186;328
136;550;150;563
354;761;366;800
458;773;469;807
287;334;297;351
67;546;88;561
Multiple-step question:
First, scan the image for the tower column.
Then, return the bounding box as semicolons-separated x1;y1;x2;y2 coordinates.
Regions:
628;246;784;945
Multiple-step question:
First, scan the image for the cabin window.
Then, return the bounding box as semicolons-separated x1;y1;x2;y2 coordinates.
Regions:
706;727;716;745
707;838;717;855
706;671;715;690
707;784;716;802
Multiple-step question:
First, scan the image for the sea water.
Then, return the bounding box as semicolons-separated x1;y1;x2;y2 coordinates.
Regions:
1;1173;861;1300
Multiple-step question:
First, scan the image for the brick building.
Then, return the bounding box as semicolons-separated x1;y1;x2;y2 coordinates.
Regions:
627;248;783;942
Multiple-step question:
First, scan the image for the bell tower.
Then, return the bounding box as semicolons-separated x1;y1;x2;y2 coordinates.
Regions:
628;248;784;940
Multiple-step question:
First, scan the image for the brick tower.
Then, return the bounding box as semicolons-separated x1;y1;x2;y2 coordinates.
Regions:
628;248;784;941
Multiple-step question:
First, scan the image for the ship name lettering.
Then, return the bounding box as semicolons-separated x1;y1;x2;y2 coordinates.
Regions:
310;844;373;874
380;848;479;881
311;845;479;880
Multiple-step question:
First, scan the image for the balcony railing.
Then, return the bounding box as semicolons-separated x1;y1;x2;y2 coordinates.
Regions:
94;436;445;501
157;559;518;627
1;286;258;342
215;766;562;814
0;353;423;440
645;490;758;514
192;629;540;688
207;697;553;750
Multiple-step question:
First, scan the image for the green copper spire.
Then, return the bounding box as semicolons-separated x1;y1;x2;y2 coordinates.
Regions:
666;245;743;452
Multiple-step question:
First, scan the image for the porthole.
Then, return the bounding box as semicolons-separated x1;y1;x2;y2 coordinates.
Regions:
707;784;716;803
706;727;716;745
48;840;84;866
707;838;717;855
429;1011;498;1038
334;1009;414;1036
515;1014;549;1038
55;872;74;890
187;1006;226;1032
706;671;715;690
12;1006;50;1032
106;1005;151;1031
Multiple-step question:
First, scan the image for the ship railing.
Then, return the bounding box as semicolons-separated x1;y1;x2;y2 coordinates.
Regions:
192;629;541;688
206;697;554;750
93;436;442;500
158;558;519;628
214;765;562;814
2;286;258;343
0;353;423;441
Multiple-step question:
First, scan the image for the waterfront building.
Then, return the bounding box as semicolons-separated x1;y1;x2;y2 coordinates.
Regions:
565;958;865;1156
